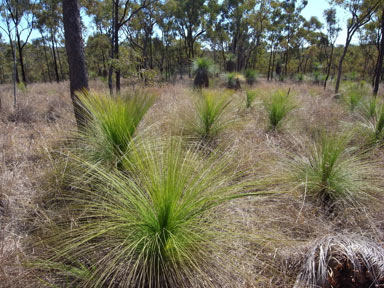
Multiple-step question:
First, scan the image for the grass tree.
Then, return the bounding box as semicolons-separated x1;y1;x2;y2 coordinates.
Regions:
264;89;295;130
36;138;265;287
286;132;376;209
244;69;257;86
359;97;384;142
186;89;233;142
76;90;155;165
193;57;213;89
227;72;244;90
246;90;257;109
344;87;364;112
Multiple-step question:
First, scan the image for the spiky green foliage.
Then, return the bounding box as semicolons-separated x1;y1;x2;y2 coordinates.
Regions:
244;69;257;85
344;86;364;112
76;90;155;165
38;139;262;287
287;132;374;207
294;234;384;288
361;97;378;119
193;58;213;89
359;98;384;142
186;90;233;141
227;73;243;90
246;90;257;109
264;90;295;130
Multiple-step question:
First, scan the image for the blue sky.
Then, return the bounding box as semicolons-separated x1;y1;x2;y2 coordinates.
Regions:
302;0;353;45
1;0;357;46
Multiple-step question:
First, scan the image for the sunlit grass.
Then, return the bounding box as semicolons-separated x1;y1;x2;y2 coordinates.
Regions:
246;90;257;109
185;89;234;142
76;90;155;165
37;138;265;287
264;89;295;130
285;132;376;209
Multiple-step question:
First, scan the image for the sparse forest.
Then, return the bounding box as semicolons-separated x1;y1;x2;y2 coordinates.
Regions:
2;0;384;287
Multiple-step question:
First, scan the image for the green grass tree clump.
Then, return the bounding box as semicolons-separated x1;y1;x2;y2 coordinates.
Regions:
244;69;257;86
36;138;263;287
264;89;295;130
359;98;384;142
286;132;376;209
343;84;365;112
186;89;233;142
76;90;155;165
246;90;257;109
193;57;214;89
227;72;243;90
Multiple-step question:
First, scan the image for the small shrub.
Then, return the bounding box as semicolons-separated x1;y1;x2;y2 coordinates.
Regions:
264;89;295;130
37;138;262;287
193;57;213;89
296;73;304;82
286;132;374;208
244;69;257;85
76;90;155;165
7;105;35;123
17;81;27;92
246;90;257;109
186;89;233;141
139;68;158;85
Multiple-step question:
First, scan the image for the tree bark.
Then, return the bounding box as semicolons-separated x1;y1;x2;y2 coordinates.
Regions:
324;45;334;90
16;27;27;84
51;31;60;83
63;0;89;129
114;0;120;92
373;8;384;96
335;39;350;94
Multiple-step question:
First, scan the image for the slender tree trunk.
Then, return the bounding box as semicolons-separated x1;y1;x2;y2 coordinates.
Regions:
335;40;351;93
114;0;120;92
373;8;384;96
267;48;273;81
63;0;89;129
324;45;334;90
55;40;65;80
8;36;20;84
51;31;60;83
16;27;27;84
41;34;52;83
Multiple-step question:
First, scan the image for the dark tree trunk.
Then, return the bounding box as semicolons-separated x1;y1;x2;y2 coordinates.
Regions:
63;0;89;129
8;37;20;84
114;0;120;93
51;32;60;83
41;34;52;83
55;40;65;80
324;45;334;90
267;48;273;81
373;8;384;96
16;27;27;84
335;42;350;93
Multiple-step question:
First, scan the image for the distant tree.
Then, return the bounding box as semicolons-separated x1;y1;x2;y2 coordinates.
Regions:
62;0;89;128
323;8;341;89
334;0;381;93
1;0;34;85
110;0;150;93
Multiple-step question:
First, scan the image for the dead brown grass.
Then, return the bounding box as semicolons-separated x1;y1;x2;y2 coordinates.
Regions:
0;78;384;287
